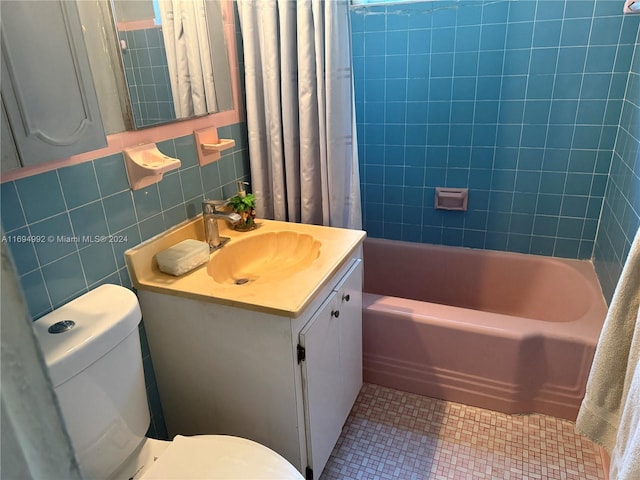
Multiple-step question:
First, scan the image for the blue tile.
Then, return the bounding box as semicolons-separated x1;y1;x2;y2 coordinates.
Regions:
590;17;624;46
385;55;407;79
568;150;597;174
79;242;117;286
163;204;188;228
408;29;430;55
452;78;475;100
478;51;504;76
41;252;86;307
94;153;129;196
480;23;506;51
386;30;408;55
503;50;530;75
111;225;142;269
523;101;551;124
530;49;559;75
547;126;574;149
507;233;531;253
386;102;407;123
561;19;592;46
364;32;385;56
486;212;511;232
29;214;76;265
561;196;588;218
58;162;100;209
573;126;602;149
15;171;66;224
557;47;587;74
501;76;527;100
455;26;480;52
533;20;562;48
69;201;109;248
431;53;454;77
533;215;559;236
465;210;488;231
530;236;556;256
139;214;166;241
521;125;547;148
537;194;562;215
526;75;554;99
536;0;565;20
557;218;584;239
19;270;51;319
565;173;593;195
4;227;39;275
0;181;26;232
103;191;137;233
549;100;579;124
132;185;162;221
442;228;463;246
506;22;533;49
454;52;478;77
540;172;566;194
512;193;537;214
158;172;184;209
585;46;617;73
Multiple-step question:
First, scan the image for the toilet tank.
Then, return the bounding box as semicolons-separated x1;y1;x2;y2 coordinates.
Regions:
33;284;150;480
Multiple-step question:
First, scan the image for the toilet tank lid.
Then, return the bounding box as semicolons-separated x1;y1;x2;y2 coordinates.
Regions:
33;284;142;387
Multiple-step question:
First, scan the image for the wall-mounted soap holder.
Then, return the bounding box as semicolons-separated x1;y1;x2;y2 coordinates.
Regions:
624;0;640;13
435;187;468;211
194;127;236;166
123;143;181;190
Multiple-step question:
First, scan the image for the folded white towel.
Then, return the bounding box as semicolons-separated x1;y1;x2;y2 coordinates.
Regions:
576;227;640;479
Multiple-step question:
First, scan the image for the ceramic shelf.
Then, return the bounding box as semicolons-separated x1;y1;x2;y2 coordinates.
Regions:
194;127;235;166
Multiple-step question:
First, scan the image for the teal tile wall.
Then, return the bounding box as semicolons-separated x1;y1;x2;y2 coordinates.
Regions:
352;0;639;259
594;33;640;303
120;28;176;127
1;123;249;319
1;122;249;440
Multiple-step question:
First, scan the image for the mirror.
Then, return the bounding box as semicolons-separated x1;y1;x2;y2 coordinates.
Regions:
78;0;235;133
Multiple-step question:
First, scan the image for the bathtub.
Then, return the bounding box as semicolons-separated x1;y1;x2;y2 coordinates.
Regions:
362;238;607;421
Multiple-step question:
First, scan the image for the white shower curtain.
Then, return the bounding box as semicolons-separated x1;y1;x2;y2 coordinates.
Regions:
237;0;362;229
159;0;218;117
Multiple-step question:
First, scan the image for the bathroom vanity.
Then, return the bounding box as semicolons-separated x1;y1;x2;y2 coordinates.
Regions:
126;218;365;479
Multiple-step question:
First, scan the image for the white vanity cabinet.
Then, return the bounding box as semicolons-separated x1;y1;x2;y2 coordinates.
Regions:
137;253;363;480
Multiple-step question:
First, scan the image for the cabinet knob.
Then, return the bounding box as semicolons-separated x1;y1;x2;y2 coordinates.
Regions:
331;309;340;318
342;293;350;302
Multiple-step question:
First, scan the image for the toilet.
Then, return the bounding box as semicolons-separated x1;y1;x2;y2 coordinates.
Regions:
33;284;304;480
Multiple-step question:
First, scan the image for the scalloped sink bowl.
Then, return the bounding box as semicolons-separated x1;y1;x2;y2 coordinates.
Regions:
207;231;322;285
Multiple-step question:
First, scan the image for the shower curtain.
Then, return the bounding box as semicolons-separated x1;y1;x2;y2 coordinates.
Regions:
237;0;362;229
159;0;218;117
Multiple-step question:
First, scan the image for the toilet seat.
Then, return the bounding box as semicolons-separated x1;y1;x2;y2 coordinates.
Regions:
139;435;304;479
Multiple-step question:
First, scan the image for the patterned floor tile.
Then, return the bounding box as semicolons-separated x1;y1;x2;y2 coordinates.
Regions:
320;384;605;480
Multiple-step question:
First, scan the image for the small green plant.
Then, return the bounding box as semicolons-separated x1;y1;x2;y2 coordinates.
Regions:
228;193;256;230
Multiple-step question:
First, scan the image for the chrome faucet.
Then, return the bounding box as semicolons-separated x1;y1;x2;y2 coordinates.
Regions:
202;199;242;250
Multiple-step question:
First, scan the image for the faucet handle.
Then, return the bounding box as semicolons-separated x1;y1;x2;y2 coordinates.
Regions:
202;199;227;214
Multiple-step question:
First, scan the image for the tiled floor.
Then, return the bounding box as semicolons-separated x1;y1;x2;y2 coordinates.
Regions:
321;384;605;480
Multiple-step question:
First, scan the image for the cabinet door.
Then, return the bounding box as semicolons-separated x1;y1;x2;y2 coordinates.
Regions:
299;259;363;479
1;1;106;166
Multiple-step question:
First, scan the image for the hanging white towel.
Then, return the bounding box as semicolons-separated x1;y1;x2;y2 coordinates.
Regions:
576;227;640;479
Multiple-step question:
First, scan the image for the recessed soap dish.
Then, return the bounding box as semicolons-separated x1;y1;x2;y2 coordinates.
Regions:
123;143;181;190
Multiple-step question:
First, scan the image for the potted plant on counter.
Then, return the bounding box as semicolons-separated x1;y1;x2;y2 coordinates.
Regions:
228;181;257;231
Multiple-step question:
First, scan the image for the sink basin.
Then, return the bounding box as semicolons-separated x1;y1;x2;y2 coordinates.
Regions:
207;231;321;285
